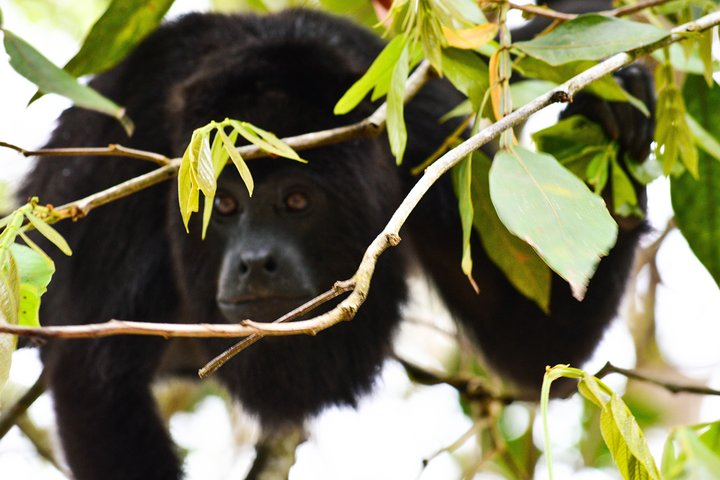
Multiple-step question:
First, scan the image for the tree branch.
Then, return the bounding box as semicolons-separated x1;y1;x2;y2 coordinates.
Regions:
596;361;720;396
0;141;171;166
486;0;674;22
0;12;718;367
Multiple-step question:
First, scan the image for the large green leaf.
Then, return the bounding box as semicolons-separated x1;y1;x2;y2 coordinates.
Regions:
3;29;133;134
671;75;720;287
64;0;175;77
489;146;617;300
468;152;550;311
514;14;668;66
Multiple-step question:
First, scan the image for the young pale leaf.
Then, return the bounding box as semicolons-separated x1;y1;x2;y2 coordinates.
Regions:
0;250;19;392
514;14;668;66
655;63;698;177
0;250;20;327
600;395;662;480
64;0;175;77
218;128;254;197
442;24;497;50
2;30;133;135
13;241;54;328
24;212;72;256
178;131;203;230
671;75;720;287
490;146;617;300
387;41;409;164
334;34;408;115
469;152;550;311
452;156;479;292
610;157;640;217
230;120;304;162
195;134;216;197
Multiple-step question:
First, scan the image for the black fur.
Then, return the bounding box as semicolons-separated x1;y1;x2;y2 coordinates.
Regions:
18;6;651;480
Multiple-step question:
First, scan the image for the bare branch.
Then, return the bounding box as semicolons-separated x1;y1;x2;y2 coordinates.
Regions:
0;141;171;166
486;0;675;23
596;361;720;396
607;0;675;18
198;279;355;378
486;0;575;21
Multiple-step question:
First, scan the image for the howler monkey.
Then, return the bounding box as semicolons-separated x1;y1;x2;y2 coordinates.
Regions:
18;4;653;480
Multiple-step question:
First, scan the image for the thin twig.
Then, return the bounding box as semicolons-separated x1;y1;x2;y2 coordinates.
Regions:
52;159;181;220
487;0;675;22
607;0;675;18
198;280;355;378
0;141;171;166
487;0;576;21
596;361;720;396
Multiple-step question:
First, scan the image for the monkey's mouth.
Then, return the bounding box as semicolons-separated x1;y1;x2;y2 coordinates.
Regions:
217;296;312;323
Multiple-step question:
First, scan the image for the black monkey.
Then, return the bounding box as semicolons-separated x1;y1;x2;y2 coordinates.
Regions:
18;5;652;480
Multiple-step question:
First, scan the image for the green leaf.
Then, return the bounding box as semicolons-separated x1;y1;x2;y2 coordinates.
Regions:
64;0;175;77
10;244;54;328
655;62;698;177
178;130;203;230
334;34;408;115
671;75;720;287
467;152;550;311
452;155;478;291
230;120;304;162
387;41;409;164
489;146;617;300
662;424;720;480
611;157;640;217
532;115;610;178
0;250;20;327
24;212;72;256
686;113;720;162
218;128;254;197
441;48;489;111
510;80;557;108
2;29;133;134
514;14;668;66
600;394;662;480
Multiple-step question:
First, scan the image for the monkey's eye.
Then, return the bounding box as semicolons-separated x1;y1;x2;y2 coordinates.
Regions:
213;192;239;216
284;191;310;213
